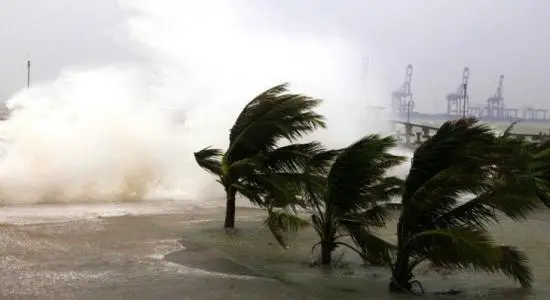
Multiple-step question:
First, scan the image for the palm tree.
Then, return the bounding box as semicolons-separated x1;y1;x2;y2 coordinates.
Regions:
497;120;550;208
194;83;325;229
266;135;405;265
389;118;545;293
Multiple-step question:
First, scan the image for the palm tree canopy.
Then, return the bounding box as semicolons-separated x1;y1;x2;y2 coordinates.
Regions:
326;135;405;215
303;135;405;263
397;118;540;288
194;83;327;201
225;83;326;166
194;147;223;177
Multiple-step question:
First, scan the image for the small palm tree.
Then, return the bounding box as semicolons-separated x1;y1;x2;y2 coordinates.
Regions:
194;83;325;229
266;135;405;265
390;118;545;293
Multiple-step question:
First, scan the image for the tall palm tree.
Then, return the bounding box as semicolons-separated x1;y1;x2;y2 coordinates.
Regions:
194;83;325;229
390;118;546;293
266;135;405;265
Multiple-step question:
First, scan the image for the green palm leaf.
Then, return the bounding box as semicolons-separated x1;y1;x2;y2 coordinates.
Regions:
349;205;391;228
255;142;328;173
496;245;532;288
327;135;404;214
264;209;309;248
501;120;521;138
434;183;539;228
193;147;223;176
193;83;326;229
363;176;404;203
403;118;495;208
392;118;540;292
340;219;396;265
301;135;404;266
409;227;532;287
226;83;325;164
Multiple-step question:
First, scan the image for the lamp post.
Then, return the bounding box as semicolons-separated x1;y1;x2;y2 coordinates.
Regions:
462;83;467;118
26;58;31;88
407;100;412;123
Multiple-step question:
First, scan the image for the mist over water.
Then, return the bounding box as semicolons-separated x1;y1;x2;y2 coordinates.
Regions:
0;1;402;205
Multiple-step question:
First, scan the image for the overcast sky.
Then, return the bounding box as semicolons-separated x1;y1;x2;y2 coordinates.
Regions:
0;0;548;113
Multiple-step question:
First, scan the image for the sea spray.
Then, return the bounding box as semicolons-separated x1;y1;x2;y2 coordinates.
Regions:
0;0;404;204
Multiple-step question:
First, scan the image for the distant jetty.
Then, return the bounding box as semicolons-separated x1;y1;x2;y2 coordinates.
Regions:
392;120;550;146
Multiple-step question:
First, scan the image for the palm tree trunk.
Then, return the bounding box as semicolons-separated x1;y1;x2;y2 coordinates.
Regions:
224;187;237;229
390;218;412;293
320;241;332;265
389;252;411;292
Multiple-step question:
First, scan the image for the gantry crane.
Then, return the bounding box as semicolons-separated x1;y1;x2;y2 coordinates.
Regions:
446;67;469;117
391;64;414;120
486;75;504;118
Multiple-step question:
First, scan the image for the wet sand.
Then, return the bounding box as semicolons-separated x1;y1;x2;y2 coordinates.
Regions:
0;202;548;299
0;204;311;299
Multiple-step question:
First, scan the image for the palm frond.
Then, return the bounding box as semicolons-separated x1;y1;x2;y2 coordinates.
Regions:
255;142;328;173
402;163;494;230
496;246;532;288
408;227;532;287
392;118;540;290
403;118;495;208
193;147;224;176
494;130;550;208
242;172;304;208
299;148;341;209
304;148;341;175
340;220;396;265
400;118;503;230
501;120;521;138
264;209;309;248
530;148;550;207
226;83;325;164
409;227;499;271
352;205;392;228
434;183;539;228
364;176;405;202
327;135;404;214
232;182;266;206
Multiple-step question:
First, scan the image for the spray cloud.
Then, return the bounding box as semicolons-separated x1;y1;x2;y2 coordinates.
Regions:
0;0;395;204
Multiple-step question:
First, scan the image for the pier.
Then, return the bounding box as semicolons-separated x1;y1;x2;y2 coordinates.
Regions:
392;120;550;146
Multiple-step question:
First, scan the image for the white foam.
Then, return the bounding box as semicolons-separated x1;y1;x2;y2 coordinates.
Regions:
0;0;395;206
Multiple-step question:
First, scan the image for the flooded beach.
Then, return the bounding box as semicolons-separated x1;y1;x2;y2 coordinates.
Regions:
0;202;309;299
0;202;546;299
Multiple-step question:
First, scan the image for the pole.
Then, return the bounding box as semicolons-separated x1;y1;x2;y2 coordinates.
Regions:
26;58;31;88
407;101;411;123
462;83;467;118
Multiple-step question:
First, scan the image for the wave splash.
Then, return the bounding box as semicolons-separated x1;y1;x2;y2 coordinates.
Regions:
0;1;394;204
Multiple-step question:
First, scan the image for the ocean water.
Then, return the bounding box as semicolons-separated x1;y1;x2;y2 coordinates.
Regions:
0;203;547;299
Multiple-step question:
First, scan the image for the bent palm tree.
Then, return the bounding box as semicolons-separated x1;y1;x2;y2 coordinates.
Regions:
194;83;325;229
390;118;542;293
497;120;550;208
266;135;405;265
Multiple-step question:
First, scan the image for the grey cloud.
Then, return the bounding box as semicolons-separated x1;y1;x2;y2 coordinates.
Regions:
1;0;548;113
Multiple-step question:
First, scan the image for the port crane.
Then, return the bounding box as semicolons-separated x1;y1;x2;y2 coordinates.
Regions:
446;67;469;117
391;64;414;120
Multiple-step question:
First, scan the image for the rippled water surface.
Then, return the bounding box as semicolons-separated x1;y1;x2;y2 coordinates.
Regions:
0;202;548;299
